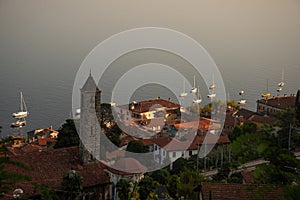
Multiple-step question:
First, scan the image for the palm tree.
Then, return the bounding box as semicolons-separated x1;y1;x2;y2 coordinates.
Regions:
116;179;130;200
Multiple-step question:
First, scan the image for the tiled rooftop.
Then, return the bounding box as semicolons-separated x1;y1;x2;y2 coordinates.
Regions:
257;95;296;110
5;147;109;197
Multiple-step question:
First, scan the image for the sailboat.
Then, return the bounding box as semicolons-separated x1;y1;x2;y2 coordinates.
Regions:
179;79;188;97
11;119;26;128
12;92;29;118
110;92;117;107
277;69;285;88
207;93;216;98
238;90;247;105
193;86;202;104
261;80;270;99
190;76;197;94
207;75;216;98
209;74;216;90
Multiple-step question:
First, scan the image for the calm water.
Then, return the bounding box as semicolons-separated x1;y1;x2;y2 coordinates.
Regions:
1;54;299;137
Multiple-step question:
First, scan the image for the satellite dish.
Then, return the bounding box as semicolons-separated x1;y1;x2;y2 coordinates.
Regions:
13;189;23;199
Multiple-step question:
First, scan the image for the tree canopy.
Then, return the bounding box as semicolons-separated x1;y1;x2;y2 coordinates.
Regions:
54;119;79;148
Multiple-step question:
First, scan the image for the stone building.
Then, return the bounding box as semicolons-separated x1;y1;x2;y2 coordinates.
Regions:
256;94;296;115
79;73;102;164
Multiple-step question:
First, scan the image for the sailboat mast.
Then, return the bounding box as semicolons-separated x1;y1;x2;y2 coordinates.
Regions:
20;92;23;111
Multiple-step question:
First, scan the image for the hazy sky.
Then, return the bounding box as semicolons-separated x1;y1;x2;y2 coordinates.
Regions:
1;0;300;132
1;0;300;76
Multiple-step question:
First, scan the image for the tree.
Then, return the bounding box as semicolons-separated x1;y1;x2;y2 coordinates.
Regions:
254;147;300;185
273;107;300;150
35;184;59;200
100;103;115;129
229;123;257;141
138;176;157;200
170;157;189;175
230;132;265;164
116;179;130;200
126;140;149;153
54;119;79;148
178;170;205;199
167;174;181;199
61;169;83;200
150;169;170;185
227;100;240;110
0;138;31;197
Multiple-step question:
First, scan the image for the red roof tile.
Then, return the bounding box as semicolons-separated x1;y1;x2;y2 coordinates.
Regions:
120;98;180;114
257;95;296;110
248;114;278;125
5;147;109;197
174;117;220;131
107;157;147;174
38;138;47;146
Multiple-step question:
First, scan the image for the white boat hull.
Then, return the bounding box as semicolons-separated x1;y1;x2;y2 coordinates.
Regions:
238;100;247;105
179;93;188;97
12;111;28;118
207;94;216;98
193;99;202;104
190;88;197;94
11;120;26;128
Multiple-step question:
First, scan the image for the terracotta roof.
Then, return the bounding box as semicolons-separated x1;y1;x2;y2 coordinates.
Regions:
120;135;139;147
188;134;231;150
174;117;220;131
124;99;180;114
106;149;126;160
257;95;296;110
5;147;109;197
248;114;278;126
201;183;284;200
234;108;256;120
38;138;47;146
107;157;147;175
21;144;42;153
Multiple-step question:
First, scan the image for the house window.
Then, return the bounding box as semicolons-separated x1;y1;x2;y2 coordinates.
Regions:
155;145;157;151
173;152;176;158
181;152;184;157
189;151;192;156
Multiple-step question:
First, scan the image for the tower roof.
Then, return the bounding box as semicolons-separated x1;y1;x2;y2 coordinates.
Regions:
81;73;99;91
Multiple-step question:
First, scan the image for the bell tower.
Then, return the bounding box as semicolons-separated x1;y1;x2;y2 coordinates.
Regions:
79;73;101;165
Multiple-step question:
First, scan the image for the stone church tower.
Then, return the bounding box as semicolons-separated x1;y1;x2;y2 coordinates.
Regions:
79;73;101;165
